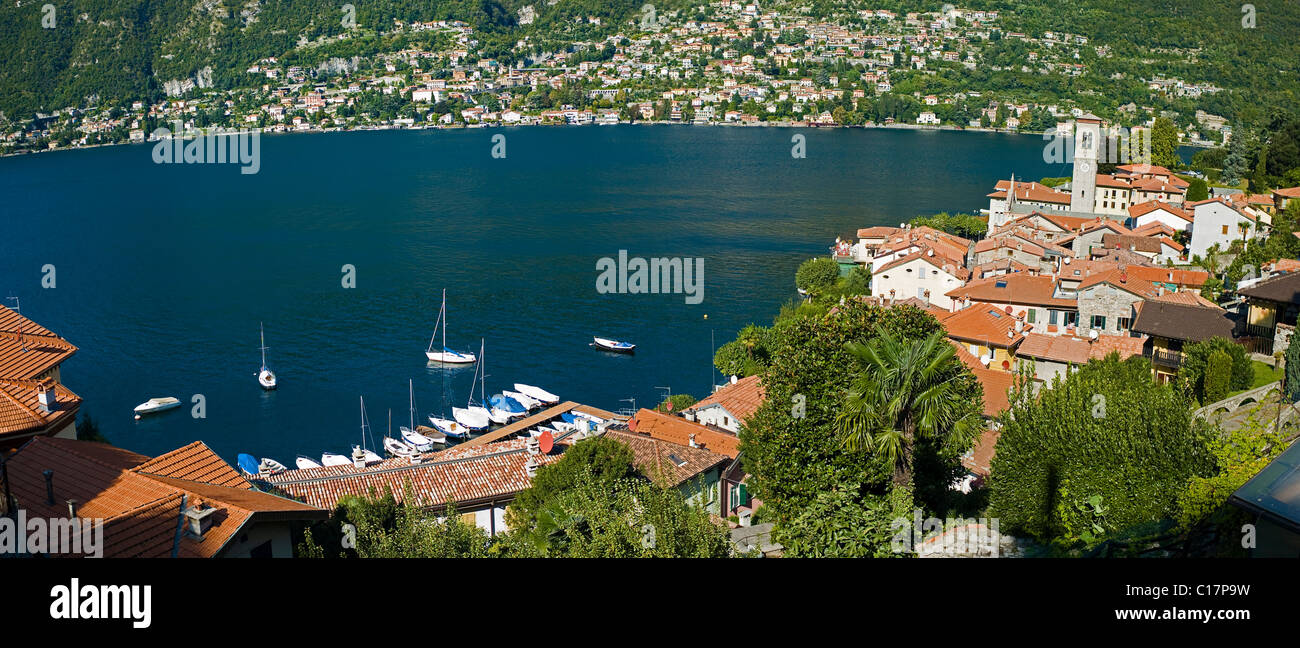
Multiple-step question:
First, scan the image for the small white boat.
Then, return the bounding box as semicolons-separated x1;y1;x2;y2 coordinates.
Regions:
296;455;323;470
551;421;575;433
425;289;477;364
452;406;490;431
260;458;288;473
384;436;416;457
502;389;542;410
514;383;559;404
134;397;182;415
257;322;277;390
429;415;470;438
321;452;352;467
415;425;447;445
592;337;635;353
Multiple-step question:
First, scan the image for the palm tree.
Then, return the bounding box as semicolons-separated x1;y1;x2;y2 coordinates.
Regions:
834;329;982;488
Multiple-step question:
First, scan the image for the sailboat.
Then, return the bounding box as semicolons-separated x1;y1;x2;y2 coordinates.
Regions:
257;322;277;390
399;379;438;451
489;393;527;420
453;339;493;430
502;389;542;410
350;396;383;465
383;408;417;457
426;289;477;364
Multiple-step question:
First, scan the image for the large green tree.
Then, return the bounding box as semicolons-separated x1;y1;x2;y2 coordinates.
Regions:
834;329;984;488
1151;117;1180;169
739;301;982;532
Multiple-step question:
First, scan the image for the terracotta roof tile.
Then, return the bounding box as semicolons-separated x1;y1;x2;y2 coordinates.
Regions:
943;302;1028;348
1016;333;1091;364
627;408;740;458
604;428;731;487
686;376;766;428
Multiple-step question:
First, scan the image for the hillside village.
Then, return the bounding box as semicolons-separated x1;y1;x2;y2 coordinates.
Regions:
828;114;1300;488
3;3;1232;153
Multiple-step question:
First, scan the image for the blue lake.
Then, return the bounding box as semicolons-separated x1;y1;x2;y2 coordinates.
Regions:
0;124;1068;463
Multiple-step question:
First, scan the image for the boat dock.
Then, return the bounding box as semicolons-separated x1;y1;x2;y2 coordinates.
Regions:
459;401;623;447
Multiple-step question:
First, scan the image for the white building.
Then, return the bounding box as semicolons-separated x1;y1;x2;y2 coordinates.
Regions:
1187;198;1257;258
871;251;969;310
917;111;940;125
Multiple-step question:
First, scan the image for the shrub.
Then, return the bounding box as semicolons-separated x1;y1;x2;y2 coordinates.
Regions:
988;355;1216;546
795;257;841;296
1179;337;1252;402
1204;349;1232;403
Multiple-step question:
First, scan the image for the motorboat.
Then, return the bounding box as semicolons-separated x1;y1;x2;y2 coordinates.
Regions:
320;452;351;467
296;455;323;470
513;383;558;404
425;289;477;364
592;337;635;353
134;397;181;415
452;406;490;431
239;454;287;476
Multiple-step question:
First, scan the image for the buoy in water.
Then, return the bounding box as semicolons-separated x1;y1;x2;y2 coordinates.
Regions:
134;414;142;420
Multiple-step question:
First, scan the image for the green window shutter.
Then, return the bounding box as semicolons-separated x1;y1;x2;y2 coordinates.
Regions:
738;484;748;507
1028;309;1036;323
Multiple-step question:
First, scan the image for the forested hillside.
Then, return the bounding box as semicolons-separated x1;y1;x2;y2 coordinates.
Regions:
0;0;1296;127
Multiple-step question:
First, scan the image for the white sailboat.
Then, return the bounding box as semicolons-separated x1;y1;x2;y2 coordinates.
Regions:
453;339;493;430
399;379;438;451
426;289;477;364
257;322;277;390
383;408;416;457
350;396;383;465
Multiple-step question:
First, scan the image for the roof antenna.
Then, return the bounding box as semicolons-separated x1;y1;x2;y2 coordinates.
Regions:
5;295;25;352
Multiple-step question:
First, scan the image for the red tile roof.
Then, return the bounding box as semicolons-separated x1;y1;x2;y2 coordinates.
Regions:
1129;200;1193;222
942;302;1028;348
1088;333;1148;360
990;180;1071;205
604;427;732;487
2;437;324;557
265;436;562;510
686;375;766;428
946;273;1076;309
627;408;740;458
1016;333;1091;364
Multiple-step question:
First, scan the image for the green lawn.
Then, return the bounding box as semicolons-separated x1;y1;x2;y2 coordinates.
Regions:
1252;361;1283;388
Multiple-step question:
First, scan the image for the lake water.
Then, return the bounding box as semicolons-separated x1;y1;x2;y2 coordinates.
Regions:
0;124;1066;463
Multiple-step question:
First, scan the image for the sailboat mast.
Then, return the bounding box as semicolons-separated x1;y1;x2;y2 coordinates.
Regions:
442;289;447;351
260;322;267;368
409;379;415;431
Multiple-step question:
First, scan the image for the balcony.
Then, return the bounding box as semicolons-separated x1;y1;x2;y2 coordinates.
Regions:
1143;348;1183;368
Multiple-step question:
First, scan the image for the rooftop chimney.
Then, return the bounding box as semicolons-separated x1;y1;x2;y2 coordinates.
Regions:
526;437;540;456
182;501;219;541
352;447;366;469
525;456;540;478
730;375;738;385
688;434;698;448
43;469;54;505
36;380;56;414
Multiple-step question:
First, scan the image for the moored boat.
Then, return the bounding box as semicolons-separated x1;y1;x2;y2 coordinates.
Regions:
425;289;477;364
134;397;182;415
320;452;351;467
591;337;635;353
296;455;323;470
514;383;559;404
